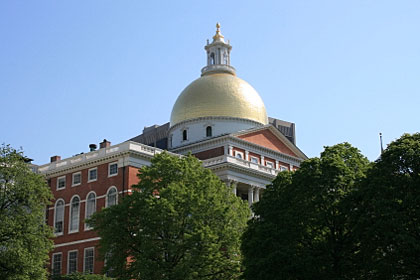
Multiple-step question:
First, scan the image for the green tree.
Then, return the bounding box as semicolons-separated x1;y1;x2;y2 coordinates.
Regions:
241;143;370;280
0;144;53;280
90;152;250;280
51;272;111;280
353;133;420;279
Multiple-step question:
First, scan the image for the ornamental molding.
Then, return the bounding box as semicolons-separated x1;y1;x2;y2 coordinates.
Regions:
38;141;174;178
169;116;263;132
171;134;303;167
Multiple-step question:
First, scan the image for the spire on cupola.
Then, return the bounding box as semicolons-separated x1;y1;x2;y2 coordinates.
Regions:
201;23;236;76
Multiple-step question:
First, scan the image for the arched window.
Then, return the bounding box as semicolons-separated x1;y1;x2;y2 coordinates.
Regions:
106;187;118;207
85;192;96;230
206;126;212;137
69;196;80;232
210;53;215;65
54;199;65;234
182;129;187;141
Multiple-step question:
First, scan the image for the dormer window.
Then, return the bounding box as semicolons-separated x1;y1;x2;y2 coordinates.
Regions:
206;126;212;137
183;129;188;141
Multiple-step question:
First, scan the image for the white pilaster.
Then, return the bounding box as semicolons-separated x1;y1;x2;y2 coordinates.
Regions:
228;145;233;156
275;160;279;169
245;150;249;161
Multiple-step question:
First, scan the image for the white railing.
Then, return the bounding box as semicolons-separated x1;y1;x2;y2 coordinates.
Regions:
38;141;163;174
202;155;279;176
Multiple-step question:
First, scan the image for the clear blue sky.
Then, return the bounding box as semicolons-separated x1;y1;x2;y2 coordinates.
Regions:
1;1;419;164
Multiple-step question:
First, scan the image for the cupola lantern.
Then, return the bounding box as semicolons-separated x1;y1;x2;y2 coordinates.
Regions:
201;23;236;76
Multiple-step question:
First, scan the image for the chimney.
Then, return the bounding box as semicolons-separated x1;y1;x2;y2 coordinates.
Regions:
99;139;111;149
50;155;61;163
89;144;97;152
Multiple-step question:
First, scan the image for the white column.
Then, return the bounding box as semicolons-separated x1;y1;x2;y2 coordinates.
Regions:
248;186;254;206
254;187;260;202
228;145;233;156
245;150;249;161
290;164;293;171
232;181;237;196
224;145;228;155
275;160;279;170
261;156;265;165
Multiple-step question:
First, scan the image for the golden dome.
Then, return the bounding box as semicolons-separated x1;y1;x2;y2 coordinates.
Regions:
170;73;268;126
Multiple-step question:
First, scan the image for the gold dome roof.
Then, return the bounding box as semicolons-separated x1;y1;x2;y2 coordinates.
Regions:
170;73;268;126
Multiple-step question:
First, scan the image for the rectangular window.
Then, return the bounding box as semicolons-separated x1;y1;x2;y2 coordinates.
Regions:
52;253;62;276
280;166;288;172
72;172;81;186
68;250;78;274
57;176;66;190
84;247;94;274
108;163;118;177
266;161;274;168
250;156;259;164
88;168;97;182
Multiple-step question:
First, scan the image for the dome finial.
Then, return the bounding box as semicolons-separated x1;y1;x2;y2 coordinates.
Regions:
213;22;224;41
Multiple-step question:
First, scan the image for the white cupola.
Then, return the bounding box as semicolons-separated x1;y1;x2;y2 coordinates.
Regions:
201;23;236;76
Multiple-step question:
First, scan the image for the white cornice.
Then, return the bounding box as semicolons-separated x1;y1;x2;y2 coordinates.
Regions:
171;134;304;167
38;141;176;178
169;116;263;132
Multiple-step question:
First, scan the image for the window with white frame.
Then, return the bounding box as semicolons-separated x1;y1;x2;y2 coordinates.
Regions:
106;187;118;207
84;247;94;274
54;199;65;235
52;253;62;276
234;151;244;159
250;156;259;164
280;166;288;172
85;192;96;230
266;161;274;168
88;168;97;182
72;172;81;186
69;196;80;233
108;163;118;177
57;176;66;190
67;250;78;274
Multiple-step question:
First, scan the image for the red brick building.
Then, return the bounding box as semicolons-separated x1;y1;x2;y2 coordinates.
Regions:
38;24;307;277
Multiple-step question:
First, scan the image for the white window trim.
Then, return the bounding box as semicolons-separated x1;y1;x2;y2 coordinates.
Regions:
108;162;118;177
234;151;244;159
68;195;80;234
83;247;95;274
87;167;97;183
52;252;62;275
54;199;65;236
182;128;189;141
105;186;118;208
266;161;274;168
280;165;288;172
72;172;82;187
204;124;214;138
84;191;97;231
67;250;78;275
56;176;66;190
250;156;259;164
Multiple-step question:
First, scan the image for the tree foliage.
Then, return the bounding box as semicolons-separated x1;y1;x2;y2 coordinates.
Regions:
0;144;53;280
90;152;250;280
354;133;420;279
51;272;111;280
241;143;370;280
